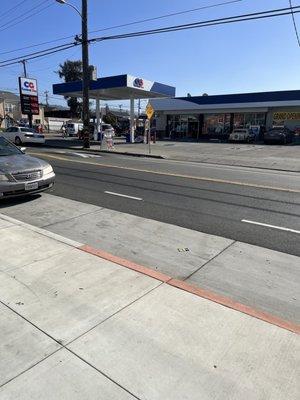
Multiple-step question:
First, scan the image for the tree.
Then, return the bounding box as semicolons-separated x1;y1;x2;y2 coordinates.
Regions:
57;60;83;118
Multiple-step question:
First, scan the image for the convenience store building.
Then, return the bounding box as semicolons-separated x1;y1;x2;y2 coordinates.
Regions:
151;90;300;140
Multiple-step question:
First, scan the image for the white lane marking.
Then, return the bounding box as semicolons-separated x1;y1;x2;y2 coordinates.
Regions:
72;152;102;159
242;219;300;234
104;191;143;201
72;152;90;158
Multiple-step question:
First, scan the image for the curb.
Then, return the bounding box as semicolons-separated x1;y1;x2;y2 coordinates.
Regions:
167;158;300;173
1;213;299;335
0;214;84;248
42;142;299;171
43;143;165;159
79;244;300;335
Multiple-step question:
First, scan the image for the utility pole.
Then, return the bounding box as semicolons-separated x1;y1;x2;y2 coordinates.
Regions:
21;59;33;128
44;90;49;106
81;0;90;149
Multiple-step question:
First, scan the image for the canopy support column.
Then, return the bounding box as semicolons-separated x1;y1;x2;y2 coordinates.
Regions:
130;98;135;143
95;96;100;141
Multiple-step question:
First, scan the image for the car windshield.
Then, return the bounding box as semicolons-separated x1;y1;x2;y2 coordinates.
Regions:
20;128;36;133
0;137;22;156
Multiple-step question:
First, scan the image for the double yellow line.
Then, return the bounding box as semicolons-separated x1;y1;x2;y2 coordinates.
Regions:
32;152;300;194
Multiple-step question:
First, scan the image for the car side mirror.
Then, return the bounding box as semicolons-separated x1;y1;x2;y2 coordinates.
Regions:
20;147;26;153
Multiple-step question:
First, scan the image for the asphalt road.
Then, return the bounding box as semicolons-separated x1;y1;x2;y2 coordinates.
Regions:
24;148;300;256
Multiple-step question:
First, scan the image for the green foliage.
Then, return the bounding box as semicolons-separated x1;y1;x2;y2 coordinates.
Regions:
103;113;117;126
56;60;83;118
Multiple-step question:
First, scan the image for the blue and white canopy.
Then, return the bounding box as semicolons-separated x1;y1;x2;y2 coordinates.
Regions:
53;74;175;100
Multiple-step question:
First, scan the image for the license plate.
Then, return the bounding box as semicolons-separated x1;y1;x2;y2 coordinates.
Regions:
25;182;39;191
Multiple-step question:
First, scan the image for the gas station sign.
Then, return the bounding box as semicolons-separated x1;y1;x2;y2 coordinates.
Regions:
19;77;39;115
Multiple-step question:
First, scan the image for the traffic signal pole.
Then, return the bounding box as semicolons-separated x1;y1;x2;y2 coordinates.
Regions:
81;0;90;149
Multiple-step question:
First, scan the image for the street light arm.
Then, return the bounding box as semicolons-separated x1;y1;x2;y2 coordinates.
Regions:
55;0;82;18
66;2;82;18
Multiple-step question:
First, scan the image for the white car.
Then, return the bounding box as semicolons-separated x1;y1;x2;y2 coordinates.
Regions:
229;128;253;143
1;127;45;145
66;122;83;137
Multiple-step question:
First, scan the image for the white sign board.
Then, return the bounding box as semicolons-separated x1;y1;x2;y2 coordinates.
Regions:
127;75;154;91
19;77;38;96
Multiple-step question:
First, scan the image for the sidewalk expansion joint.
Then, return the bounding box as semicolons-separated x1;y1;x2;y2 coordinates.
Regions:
41;208;105;229
0;297;147;399
79;244;300;335
183;240;237;281
65;282;164;348
65;348;142;400
0;348;62;389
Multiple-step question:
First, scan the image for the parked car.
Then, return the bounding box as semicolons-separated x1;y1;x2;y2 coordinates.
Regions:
264;127;294;145
0;137;55;198
229;128;253;143
66;122;83;137
1;126;45;145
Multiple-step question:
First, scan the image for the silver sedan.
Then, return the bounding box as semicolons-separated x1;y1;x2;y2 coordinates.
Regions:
0;136;55;199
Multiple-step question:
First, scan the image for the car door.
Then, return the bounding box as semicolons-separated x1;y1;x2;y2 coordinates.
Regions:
2;127;11;141
10;127;19;143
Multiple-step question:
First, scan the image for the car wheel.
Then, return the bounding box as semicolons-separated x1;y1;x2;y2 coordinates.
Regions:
15;136;22;146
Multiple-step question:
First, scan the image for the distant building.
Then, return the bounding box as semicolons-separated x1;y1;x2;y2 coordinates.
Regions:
0;90;45;128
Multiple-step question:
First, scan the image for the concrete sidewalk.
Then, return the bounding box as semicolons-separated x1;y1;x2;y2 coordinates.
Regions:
0;213;299;399
44;137;300;172
1;194;299;325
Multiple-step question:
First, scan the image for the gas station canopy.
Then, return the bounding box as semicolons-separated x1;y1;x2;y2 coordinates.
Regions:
53;74;176;100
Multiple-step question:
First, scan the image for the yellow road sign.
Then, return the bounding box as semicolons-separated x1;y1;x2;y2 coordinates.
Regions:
146;103;154;119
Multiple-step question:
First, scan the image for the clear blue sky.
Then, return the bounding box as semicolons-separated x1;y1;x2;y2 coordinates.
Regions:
0;0;300;107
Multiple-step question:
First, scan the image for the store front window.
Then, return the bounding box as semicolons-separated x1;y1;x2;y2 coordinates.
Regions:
202;113;231;139
166;112;267;140
234;112;266;128
167;115;199;140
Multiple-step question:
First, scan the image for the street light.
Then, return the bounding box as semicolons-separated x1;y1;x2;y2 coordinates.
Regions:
55;0;82;17
55;0;90;149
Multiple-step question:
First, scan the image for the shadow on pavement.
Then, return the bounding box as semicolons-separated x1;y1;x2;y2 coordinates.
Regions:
0;194;41;209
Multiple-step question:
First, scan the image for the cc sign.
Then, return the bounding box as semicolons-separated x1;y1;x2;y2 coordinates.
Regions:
19;77;38;96
133;78;144;89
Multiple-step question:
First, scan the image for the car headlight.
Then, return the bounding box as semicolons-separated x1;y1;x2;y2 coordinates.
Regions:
0;174;8;181
43;165;53;175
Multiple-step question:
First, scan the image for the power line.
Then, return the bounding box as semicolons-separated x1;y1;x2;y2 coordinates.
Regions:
89;0;243;34
289;0;300;46
0;0;241;56
0;0;29;19
93;6;300;42
0;0;52;33
0;0;50;29
0;42;76;65
2;5;297;65
0;44;77;68
0;6;299;68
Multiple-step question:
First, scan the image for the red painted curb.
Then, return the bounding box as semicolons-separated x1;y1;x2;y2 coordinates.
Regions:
79;245;171;283
78;244;300;335
169;279;300;335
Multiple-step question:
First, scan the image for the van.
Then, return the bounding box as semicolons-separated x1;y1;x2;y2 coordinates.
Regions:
66;122;83;137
